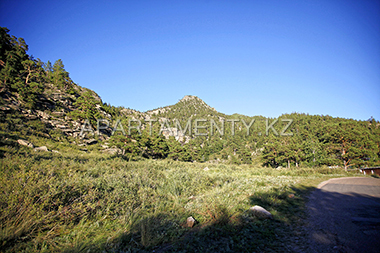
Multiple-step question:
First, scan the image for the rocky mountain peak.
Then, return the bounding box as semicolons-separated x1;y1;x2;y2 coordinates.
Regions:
180;95;198;102
177;95;216;112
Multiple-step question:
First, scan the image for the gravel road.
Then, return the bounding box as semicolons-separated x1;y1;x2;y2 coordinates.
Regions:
304;177;380;253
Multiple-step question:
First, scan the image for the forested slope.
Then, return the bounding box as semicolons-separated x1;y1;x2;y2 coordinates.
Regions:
1;27;379;169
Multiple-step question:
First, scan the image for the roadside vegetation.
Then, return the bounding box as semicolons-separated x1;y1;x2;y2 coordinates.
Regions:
0;146;359;252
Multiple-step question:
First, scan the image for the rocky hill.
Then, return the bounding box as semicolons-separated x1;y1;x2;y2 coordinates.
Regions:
147;95;221;118
1;27;379;168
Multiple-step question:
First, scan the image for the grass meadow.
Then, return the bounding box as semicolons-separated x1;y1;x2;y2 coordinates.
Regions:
0;147;359;252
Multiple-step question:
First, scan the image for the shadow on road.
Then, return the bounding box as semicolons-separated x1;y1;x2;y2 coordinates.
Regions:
306;178;380;253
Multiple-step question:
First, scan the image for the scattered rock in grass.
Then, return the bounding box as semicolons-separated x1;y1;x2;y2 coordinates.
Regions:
36;110;50;120
102;148;122;155
52;150;60;153
17;139;34;148
249;205;273;219
188;195;195;200
86;139;97;145
187;216;196;228
203;167;209;171
34;146;49;152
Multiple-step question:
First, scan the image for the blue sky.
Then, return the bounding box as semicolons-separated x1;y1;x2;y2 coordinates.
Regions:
1;0;379;120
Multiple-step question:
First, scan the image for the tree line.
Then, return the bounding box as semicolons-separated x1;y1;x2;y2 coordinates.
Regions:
1;27;379;169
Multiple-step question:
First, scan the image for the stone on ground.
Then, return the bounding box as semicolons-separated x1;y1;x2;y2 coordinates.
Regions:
249;205;273;219
17;139;34;148
187;216;196;228
34;146;49;152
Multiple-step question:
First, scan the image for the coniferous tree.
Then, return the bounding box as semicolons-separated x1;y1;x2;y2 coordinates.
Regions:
70;90;101;126
0;27;44;108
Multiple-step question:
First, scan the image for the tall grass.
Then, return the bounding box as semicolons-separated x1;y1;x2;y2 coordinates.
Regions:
0;150;358;252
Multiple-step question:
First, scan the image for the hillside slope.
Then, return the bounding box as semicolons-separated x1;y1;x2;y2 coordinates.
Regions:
1;27;379;168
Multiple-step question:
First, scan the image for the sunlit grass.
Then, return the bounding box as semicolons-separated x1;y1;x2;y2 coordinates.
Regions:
0;150;359;252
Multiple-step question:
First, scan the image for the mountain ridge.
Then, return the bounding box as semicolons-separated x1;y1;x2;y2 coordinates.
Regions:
1;27;379;169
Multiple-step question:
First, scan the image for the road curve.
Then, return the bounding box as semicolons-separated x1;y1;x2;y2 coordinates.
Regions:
306;177;380;253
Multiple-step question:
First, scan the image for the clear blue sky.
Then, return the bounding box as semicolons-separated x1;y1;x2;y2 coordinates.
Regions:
1;0;379;120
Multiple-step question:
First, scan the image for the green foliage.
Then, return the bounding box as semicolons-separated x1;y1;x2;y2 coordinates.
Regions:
0;27;45;109
322;120;376;170
108;128;170;160
49;59;76;94
101;103;125;118
167;136;192;162
261;114;380;169
69;90;101;126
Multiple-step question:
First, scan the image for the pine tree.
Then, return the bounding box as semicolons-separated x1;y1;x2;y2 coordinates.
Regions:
70;90;101;126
